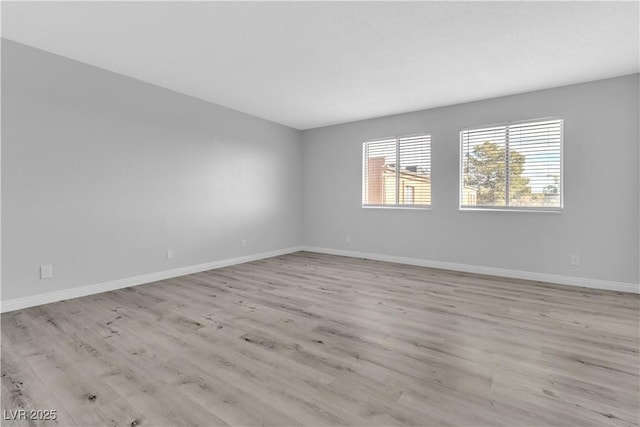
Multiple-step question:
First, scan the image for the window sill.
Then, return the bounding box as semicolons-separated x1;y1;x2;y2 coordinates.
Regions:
458;207;563;213
362;205;432;211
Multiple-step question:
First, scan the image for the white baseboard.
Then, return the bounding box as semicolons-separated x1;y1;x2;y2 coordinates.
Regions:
300;246;640;294
0;246;303;313
3;244;636;313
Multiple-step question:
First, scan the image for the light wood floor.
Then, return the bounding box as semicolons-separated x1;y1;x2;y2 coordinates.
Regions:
2;252;639;426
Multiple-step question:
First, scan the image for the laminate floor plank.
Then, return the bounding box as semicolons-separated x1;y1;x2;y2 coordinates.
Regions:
2;251;638;426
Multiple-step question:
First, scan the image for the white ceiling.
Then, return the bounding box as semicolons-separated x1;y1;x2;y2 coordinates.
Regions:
2;1;639;130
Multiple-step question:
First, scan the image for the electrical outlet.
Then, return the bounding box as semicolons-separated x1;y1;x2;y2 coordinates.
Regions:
570;254;580;266
346;234;352;243
166;248;173;259
40;264;53;279
241;239;247;248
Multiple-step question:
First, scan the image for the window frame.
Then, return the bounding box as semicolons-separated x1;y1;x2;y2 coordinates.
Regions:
362;133;432;210
458;117;564;213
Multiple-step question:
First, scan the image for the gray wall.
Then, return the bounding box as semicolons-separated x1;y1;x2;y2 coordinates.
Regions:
2;39;303;300
3;38;638;303
302;74;640;284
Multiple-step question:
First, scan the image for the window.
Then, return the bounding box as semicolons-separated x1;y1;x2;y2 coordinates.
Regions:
363;134;431;207
460;118;563;211
404;186;415;204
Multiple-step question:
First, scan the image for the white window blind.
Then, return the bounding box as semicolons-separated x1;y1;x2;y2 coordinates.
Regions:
363;134;431;207
460;118;563;211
